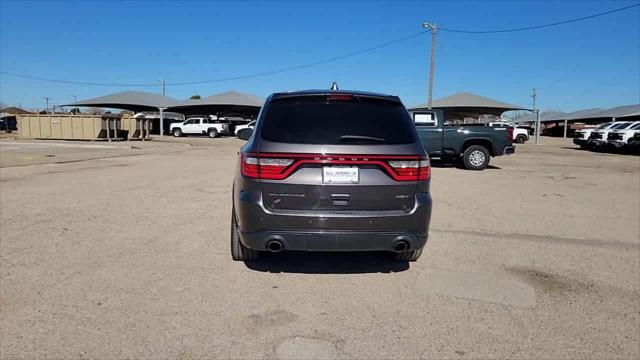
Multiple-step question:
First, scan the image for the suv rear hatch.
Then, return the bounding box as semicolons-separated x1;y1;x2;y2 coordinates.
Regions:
248;93;428;212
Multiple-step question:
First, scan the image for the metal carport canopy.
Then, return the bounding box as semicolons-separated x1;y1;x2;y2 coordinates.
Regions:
518;109;604;123
570;104;640;120
65;91;180;112
168;90;263;116
538;108;604;139
515;111;568;123
408;92;530;118
65;91;181;136
558;108;604;121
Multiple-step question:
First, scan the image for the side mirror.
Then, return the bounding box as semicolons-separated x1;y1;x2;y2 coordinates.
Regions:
237;128;253;141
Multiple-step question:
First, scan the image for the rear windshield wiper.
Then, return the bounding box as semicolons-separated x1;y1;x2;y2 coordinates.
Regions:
338;135;386;143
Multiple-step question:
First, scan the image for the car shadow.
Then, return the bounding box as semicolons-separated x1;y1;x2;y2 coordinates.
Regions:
244;251;410;274
430;159;501;170
561;146;639;156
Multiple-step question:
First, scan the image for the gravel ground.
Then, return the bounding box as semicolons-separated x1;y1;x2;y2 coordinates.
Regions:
1;137;638;359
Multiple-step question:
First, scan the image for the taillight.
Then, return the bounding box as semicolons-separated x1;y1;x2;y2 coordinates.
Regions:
387;159;430;180
241;153;294;179
507;127;514;143
240;153;430;181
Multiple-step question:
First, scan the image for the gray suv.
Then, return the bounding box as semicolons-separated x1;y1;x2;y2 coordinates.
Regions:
231;89;432;261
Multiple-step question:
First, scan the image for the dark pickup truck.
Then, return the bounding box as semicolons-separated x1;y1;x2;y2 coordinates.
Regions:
411;110;515;170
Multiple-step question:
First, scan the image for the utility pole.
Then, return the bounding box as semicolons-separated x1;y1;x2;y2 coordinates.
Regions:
531;88;536;114
44;97;50;114
158;79;166;136
71;94;77;102
532;88;540;145
158;79;166;96
423;22;438;109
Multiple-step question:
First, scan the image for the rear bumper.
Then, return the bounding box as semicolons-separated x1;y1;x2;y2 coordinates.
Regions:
502;146;515;155
240;229;427;252
235;191;432;252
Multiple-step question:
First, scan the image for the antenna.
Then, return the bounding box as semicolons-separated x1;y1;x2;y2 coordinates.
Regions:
331;82;339;91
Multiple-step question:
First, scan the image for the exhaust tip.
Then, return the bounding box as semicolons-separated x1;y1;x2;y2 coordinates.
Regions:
393;240;409;252
266;239;284;252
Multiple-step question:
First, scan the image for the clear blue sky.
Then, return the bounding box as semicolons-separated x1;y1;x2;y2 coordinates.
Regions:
1;0;639;112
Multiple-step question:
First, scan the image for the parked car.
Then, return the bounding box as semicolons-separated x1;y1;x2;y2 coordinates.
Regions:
232;89;432;261
541;125;568;137
516;124;535;136
488;121;529;143
234;120;255;136
411;111;514;170
573;122;615;149
606;122;640;152
588;121;639;150
170;117;230;138
0;115;17;133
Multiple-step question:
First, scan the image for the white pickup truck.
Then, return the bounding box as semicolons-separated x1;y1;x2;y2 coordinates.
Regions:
606;122;640;151
488;122;529;143
573;122;615;149
587;121;639;149
170;117;230;138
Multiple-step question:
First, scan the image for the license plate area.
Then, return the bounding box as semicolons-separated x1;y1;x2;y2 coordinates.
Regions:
322;166;359;184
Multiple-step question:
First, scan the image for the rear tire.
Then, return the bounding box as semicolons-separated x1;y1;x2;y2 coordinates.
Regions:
462;145;490;170
208;128;218;138
172;128;182;137
230;208;260;261
516;135;526;144
394;248;423;262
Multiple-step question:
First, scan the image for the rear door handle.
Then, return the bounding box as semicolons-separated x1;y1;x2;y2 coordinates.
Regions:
331;193;350;206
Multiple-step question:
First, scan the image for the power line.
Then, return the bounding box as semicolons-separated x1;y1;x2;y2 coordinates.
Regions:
0;2;638;87
440;2;639;33
169;31;429;85
0;30;428;87
0;71;156;87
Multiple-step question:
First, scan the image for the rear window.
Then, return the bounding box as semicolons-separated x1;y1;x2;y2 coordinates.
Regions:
260;96;416;144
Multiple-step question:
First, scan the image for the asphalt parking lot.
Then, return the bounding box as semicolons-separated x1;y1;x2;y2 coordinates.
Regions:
1;137;638;359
